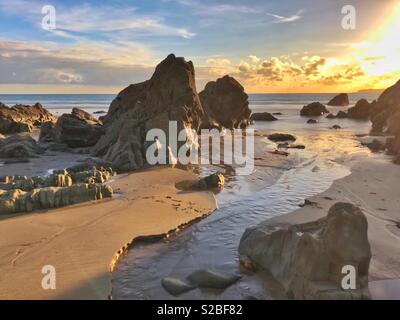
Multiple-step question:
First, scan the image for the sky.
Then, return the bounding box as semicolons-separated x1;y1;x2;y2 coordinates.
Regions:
0;0;399;94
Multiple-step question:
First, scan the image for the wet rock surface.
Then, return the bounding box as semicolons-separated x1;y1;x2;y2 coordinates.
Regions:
239;203;371;300
268;133;297;142
250;112;278;122
0;134;44;161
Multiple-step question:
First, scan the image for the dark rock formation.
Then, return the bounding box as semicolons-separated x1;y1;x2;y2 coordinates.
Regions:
331;125;342;130
200;75;251;129
250;112;278;122
370;80;400;160
186;269;240;289
191;172;224;190
300;102;329;117
161;277;195;296
347;99;372;119
239;202;371;299
268;133;297;142
327;93;349;106
0;103;56;134
0;134;44;161
362;139;386;153
326;113;336;119
307;119;317;124
40;107;104;148
93;54;249;171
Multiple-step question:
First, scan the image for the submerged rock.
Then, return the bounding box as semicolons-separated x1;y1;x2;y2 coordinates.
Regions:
327;93;349;106
161;277;195;296
186;269;241;289
268;133;297;142
250;112;278;122
300;102;329;117
0;102;56;134
239;202;371;300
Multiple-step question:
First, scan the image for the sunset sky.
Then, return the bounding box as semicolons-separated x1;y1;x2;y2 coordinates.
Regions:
0;0;399;93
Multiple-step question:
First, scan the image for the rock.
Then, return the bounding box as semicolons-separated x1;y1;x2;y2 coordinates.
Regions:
270;150;289;156
239;203;371;300
200;75;251;129
273;112;283;115
326;113;336;119
288;144;306;149
93;54;206;171
331;125;342;130
362;139;386;152
327;93;349;106
93;110;106;114
335;111;347;119
0;183;113;215
347;99;372;119
300;102;329;116
191;172;224;190
250;112;278;122
161;277;195;296
44;173;73;187
307;119;317;124
268;133;296;142
0;135;44;159
41;108;105;148
0;176;38;192
186;269;241;289
299;199;318;207
0;102;56;134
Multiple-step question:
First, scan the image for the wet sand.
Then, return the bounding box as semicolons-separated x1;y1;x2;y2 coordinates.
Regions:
0;167;216;299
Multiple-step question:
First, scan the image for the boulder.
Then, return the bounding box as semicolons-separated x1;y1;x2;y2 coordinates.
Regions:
0;183;113;215
200;75;251;129
0;134;44;160
161;277;195;296
239;203;371;299
326;113;336;119
347;99;372;119
41;108;105;148
250;112;278;122
191;172;224;190
0;176;39;192
268;133;297;142
307;119;317;124
335;111;348;119
186;269;241;289
300;102;329;117
327;93;349;106
331;125;342;130
0;102;56;134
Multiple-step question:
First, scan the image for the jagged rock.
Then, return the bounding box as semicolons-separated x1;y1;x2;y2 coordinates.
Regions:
239;203;371;300
268;133;296;142
191;172;224;190
41;108;105;148
307;119;317;124
0;183;113;214
186;269;241;289
44;173;73;188
336;111;348;119
161;277;195;296
0;134;44;160
0;176;39;192
0;102;56;134
300;102;329;116
200;75;251;129
327;93;349;106
347;99;372;119
250;112;278;122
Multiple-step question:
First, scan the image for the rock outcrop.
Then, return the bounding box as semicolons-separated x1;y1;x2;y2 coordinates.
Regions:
200;75;251;129
0;103;56;134
300;102;329;116
268;133;296;142
0;183;113;215
370;80;400;159
93;54;249;171
0;134;44;161
239;202;371;300
190;172;225;190
40;107;104;148
327;93;349;106
250;112;278;122
347;99;372;119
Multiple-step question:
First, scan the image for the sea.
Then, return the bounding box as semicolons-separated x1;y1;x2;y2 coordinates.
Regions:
3;92;394;299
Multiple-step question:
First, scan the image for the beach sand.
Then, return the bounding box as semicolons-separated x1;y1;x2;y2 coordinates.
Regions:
266;155;400;282
0;167;216;299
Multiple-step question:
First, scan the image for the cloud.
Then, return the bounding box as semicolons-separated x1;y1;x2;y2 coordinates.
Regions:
206;58;231;67
248;55;260;63
266;10;304;24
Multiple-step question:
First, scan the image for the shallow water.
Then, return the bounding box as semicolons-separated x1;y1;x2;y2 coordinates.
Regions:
111;97;375;299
